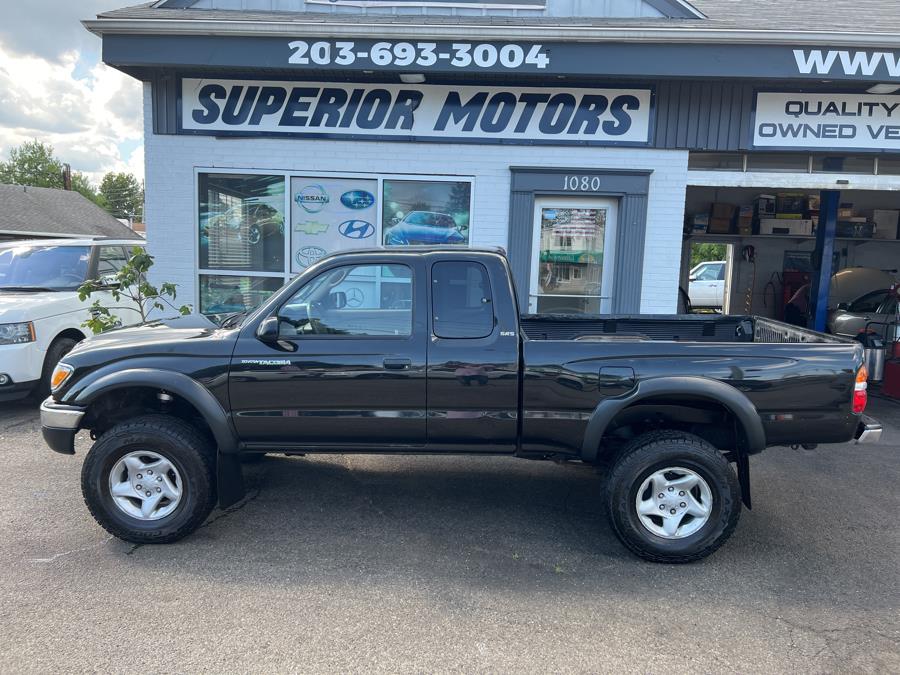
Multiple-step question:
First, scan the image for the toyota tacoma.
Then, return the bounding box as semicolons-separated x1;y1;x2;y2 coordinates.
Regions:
40;248;882;563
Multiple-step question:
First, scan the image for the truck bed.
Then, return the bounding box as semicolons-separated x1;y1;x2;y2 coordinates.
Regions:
520;314;848;345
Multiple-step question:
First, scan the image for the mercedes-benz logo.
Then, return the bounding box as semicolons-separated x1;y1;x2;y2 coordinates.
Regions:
346;287;364;308
295;246;327;268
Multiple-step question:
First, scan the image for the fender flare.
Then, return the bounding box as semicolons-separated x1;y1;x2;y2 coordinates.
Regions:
580;376;766;463
67;368;239;455
65;368;245;508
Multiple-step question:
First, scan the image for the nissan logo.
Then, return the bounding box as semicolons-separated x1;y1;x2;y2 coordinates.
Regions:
338;220;375;240
294;184;330;214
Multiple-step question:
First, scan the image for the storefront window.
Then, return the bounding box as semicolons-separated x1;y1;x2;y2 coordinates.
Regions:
812;155;875;174
688;153;744;171
199;174;285;273
878;156;900;175
746;153;810;172
382;180;471;246
199;274;284;318
290;177;378;273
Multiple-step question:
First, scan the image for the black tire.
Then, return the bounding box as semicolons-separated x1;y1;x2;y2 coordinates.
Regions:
606;431;741;564
36;336;79;399
81;415;216;544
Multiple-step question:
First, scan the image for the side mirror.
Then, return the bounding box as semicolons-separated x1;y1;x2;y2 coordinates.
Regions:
256;315;279;343
689;275;697;282
836;303;850;312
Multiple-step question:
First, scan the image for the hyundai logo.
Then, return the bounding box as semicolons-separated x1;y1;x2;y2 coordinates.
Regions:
338;220;375;240
295;246;327;268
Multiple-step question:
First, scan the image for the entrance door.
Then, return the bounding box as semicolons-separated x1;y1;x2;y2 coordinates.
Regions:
529;197;618;314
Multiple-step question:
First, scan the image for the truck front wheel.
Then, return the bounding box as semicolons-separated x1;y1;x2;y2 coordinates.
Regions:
81;415;216;544
606;432;741;563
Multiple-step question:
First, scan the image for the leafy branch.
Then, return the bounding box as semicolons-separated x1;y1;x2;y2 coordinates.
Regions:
78;246;191;334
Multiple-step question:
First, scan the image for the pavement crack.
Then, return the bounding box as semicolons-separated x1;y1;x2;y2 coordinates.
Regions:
199;468;267;532
29;536;115;563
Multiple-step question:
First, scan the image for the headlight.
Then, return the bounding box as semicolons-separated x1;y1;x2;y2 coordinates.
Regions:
0;322;35;345
50;363;74;392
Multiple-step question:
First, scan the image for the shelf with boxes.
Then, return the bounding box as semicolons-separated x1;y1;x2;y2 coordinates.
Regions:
685;193;900;242
684;233;900;244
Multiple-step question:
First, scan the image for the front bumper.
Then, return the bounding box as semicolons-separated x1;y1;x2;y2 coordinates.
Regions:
0;378;38;402
0;341;45;385
855;415;883;444
40;397;85;455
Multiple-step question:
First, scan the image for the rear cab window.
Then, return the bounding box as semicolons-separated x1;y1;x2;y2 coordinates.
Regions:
431;261;495;339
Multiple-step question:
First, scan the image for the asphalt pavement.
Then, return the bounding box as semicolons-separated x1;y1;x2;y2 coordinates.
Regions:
1;397;898;673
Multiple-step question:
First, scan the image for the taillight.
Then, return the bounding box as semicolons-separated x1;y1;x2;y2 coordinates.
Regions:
853;365;868;414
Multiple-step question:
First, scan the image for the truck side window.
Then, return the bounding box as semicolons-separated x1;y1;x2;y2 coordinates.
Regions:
278;264;412;337
432;262;494;339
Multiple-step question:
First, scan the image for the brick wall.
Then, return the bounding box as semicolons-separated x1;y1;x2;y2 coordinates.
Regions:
142;84;689;314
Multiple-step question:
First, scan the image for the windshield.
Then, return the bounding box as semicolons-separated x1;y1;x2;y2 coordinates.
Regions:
404;212;456;228
0;245;91;291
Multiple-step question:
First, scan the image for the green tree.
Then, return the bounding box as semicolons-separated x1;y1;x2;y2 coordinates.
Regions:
78;246;190;334
71;172;108;208
99;172;144;221
0;140;64;188
690;243;727;269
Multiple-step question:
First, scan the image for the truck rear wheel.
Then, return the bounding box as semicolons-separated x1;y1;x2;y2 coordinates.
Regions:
606;431;741;563
81;415;216;544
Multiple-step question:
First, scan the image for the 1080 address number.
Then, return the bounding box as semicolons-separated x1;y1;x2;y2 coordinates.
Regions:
288;40;551;70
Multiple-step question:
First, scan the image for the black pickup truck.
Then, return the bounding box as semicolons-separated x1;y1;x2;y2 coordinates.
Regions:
40;248;882;563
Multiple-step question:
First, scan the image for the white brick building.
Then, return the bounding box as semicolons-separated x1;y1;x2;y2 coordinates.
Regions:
89;0;900;325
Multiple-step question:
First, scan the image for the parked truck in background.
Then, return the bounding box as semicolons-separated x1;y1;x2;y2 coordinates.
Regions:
40;248;881;563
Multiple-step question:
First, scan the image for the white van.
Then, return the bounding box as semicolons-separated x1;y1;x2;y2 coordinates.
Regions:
0;238;145;401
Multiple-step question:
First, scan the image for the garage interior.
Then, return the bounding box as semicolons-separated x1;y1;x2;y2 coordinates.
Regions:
681;154;900;331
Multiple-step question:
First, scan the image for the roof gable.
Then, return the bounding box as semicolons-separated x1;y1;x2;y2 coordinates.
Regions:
0;184;142;239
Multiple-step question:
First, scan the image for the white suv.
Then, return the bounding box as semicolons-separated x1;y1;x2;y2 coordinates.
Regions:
0;238;145;401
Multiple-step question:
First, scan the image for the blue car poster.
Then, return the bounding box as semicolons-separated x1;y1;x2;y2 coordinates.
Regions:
382;180;471;247
290;177;378;273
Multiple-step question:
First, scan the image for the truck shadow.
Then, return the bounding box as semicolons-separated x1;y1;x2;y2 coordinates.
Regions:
111;442;899;611
124;453;768;590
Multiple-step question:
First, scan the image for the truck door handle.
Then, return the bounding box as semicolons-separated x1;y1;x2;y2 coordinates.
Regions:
383;358;412;370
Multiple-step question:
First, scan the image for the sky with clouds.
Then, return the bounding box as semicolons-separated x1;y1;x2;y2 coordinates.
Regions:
0;0;144;185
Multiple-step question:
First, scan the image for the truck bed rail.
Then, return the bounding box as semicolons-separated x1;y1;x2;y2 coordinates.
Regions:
520;314;847;344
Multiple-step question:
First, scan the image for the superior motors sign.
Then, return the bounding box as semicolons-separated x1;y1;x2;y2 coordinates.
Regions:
754;92;900;151
180;79;652;145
